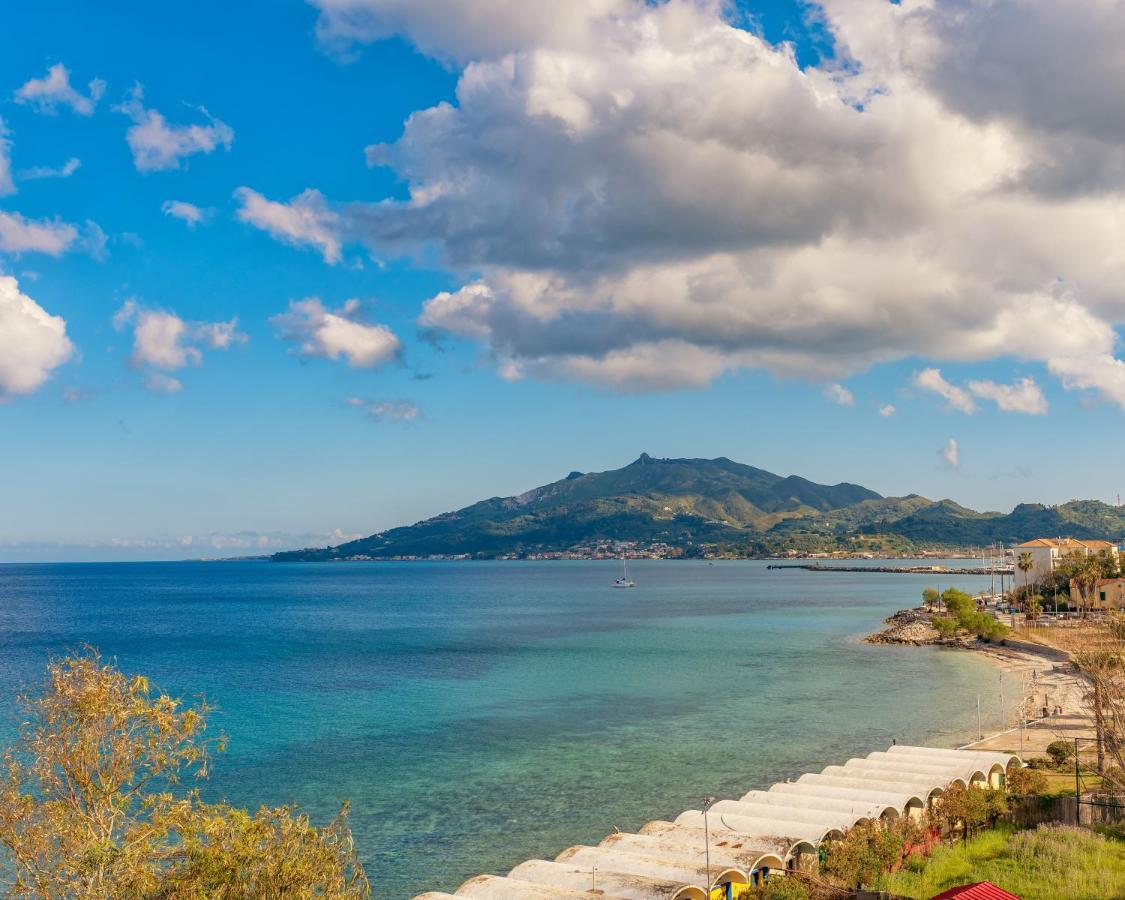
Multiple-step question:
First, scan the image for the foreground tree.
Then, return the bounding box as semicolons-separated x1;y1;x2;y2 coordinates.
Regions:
0;650;369;899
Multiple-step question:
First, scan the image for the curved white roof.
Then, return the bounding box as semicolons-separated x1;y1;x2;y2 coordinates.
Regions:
635;821;799;861
709;799;870;830
842;757;988;784
676;809;843;844
742;789;899;820
455;874;630;898
796;772;947;798
769;780;925;811
819;765;963;790
508;859;705;900
886;744;1024;770
599;830;785;873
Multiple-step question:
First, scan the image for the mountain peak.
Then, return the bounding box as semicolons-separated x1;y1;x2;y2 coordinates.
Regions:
633;452;656;465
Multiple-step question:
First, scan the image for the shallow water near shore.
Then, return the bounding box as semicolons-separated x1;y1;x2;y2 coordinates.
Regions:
0;559;1007;896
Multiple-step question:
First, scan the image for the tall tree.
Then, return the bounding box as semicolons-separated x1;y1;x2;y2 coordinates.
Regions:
1018;551;1035;608
0;650;369;899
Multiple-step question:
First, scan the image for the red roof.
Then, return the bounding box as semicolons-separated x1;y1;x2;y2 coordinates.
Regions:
931;883;1021;900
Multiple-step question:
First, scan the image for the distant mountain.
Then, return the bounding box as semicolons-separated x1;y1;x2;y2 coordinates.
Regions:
272;454;1125;560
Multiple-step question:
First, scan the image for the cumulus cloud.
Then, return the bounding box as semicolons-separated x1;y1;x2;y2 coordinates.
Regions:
14;64;104;116
116;85;233;172
345;396;421;422
824;383;854;407
1047;355;1125;411
234;187;341;263
272;298;400;368
112;300;246;390
285;0;1125;404
0;119;14;196
878;403;896;417
20;157;81;181
161;200;210;228
939;437;960;470
0;211;78;256
967;376;1048;415
912;368;976;414
310;0;630;61
0;275;74;399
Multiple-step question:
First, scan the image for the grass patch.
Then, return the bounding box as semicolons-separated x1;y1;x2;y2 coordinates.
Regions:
877;823;1125;900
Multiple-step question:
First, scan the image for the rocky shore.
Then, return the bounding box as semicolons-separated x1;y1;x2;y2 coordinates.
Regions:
865;605;974;647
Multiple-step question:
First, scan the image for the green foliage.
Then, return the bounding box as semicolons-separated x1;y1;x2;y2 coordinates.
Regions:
1046;740;1075;767
746;874;808;899
1006;767;1049;796
934;784;1007;839
0;650;369;899
922;588;940;610
822;817;926;890
878;824;1125;900
932;617;958;637
934;588;1008;641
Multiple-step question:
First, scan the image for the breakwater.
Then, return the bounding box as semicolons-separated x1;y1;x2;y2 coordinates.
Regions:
767;563;1013;575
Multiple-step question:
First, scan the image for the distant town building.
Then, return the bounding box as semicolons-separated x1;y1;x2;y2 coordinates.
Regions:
1076;577;1125;611
1015;537;1118;584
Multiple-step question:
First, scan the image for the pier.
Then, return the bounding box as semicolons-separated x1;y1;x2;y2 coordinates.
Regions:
766;563;1014;575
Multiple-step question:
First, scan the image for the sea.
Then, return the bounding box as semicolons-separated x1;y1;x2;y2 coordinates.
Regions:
0;559;1007;897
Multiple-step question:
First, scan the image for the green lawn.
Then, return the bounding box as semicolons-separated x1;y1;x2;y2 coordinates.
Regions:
877;824;1125;900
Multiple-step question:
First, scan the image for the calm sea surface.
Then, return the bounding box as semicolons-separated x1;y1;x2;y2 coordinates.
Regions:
0;560;1005;897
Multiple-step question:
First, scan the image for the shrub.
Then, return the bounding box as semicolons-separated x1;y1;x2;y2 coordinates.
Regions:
748;875;809;899
932;617;958;637
1007;766;1049;796
1046;740;1075;767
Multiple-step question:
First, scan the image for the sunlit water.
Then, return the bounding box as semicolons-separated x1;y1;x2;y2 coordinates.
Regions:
0;560;1006;896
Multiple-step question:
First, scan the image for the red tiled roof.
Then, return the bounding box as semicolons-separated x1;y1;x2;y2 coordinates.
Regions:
930;882;1021;900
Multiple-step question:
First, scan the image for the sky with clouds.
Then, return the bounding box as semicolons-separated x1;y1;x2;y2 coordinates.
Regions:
3;0;1125;560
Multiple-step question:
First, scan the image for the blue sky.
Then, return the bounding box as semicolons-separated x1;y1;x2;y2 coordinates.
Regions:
3;0;1125;560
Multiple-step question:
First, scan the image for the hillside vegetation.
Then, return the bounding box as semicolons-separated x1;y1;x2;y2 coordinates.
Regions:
274;454;1125;560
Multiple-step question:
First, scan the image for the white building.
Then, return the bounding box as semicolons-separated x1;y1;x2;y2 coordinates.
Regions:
1014;537;1118;586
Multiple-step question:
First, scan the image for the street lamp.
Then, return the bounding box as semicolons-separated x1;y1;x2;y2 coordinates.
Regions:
702;795;717;892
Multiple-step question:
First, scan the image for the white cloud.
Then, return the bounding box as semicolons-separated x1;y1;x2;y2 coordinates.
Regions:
0;211;78;256
0;275;74;399
1047;355;1125;410
143;372;183;394
234;187;341;263
939;437;960;470
161;200;210;228
878;403;896;417
0;118;14;196
112;300;246;389
346;396;421;422
272;298;400;367
116;85;233;172
294;0;1125;404
14;64;104;116
824;383;854;407
309;0;629;61
967;376;1048;415
20;158;81;180
913;368;976;414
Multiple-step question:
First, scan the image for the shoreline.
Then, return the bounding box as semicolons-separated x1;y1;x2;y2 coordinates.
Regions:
867;604;1090;755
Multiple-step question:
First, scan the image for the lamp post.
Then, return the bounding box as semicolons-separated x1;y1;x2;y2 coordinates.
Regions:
702;795;717;892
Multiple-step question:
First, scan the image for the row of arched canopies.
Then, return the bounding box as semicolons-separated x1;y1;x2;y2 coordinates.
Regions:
413;744;1024;900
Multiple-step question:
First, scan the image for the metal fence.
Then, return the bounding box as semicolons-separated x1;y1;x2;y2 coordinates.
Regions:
1006;793;1125;828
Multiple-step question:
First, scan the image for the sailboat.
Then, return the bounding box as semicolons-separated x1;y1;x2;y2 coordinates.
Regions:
614;556;635;588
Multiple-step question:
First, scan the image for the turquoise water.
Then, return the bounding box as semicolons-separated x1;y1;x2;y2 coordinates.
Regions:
0;560;1004;897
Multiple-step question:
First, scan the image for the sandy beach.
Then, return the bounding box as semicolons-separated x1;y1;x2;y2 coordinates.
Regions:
954;636;1094;756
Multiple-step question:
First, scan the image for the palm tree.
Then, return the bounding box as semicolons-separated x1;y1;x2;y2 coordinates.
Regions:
1018;551;1034;610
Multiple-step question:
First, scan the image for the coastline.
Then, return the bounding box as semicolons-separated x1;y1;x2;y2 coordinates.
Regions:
866;604;1090;754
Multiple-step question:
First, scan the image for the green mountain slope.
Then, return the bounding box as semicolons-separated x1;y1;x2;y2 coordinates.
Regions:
272;455;1125;560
